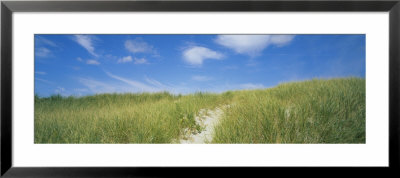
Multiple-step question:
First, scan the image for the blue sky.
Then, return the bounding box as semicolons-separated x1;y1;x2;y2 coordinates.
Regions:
34;34;365;97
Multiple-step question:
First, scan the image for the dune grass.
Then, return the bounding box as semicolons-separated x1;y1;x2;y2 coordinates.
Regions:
34;77;365;144
212;77;365;143
35;92;232;143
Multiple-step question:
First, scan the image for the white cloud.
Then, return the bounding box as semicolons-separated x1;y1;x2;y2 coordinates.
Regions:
73;35;99;57
116;56;148;64
117;56;133;63
35;78;54;85
192;75;213;82
78;71;267;95
215;35;295;56
145;77;168;88
35;71;47;75
78;78;117;94
125;38;154;53
35;47;51;57
35;36;59;58
86;59;100;65
270;35;296;47
105;72;157;92
182;46;223;66
36;36;57;47
78;57;100;65
134;57;148;64
79;74;190;95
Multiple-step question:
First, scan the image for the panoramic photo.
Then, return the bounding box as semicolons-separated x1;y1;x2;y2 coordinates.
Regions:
34;34;365;144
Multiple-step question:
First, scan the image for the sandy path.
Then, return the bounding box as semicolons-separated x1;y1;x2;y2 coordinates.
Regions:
179;105;228;144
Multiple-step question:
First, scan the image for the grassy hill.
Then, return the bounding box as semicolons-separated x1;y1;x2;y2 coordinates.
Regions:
34;77;365;144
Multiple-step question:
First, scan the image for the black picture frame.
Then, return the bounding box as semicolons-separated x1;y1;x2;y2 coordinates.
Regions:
1;0;399;177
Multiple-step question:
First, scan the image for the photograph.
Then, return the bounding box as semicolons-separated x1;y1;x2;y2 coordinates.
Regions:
34;34;366;144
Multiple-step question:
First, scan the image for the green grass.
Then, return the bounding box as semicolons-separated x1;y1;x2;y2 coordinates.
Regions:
213;77;365;143
35;77;365;144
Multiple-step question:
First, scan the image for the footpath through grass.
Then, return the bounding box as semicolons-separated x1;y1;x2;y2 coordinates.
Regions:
35;77;365;144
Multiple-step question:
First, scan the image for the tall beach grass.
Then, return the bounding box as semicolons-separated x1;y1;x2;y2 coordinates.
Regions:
213;78;365;143
35;77;365;144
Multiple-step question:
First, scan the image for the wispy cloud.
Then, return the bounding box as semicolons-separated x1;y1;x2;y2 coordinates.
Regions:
117;56;133;63
73;35;99;57
86;59;100;65
35;78;54;85
125;38;155;54
78;78;117;94
144;76;169;88
134;57;148;64
35;36;58;47
269;35;296;47
192;75;213;82
35;47;51;58
105;72;157;92
78;71;267;95
215;35;295;56
35;71;47;75
182;46;223;66
79;73;190;95
77;57;100;65
116;56;148;64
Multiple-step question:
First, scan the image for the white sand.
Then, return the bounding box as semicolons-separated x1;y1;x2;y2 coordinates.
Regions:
179;105;228;144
